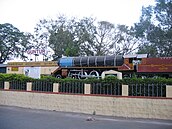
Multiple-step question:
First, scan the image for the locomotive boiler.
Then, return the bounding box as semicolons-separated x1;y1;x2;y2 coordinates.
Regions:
58;55;124;67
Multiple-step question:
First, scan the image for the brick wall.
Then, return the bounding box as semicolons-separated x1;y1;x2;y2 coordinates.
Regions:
0;90;172;120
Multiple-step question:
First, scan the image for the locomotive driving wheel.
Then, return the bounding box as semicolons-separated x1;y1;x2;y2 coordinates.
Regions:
89;70;100;79
56;74;62;78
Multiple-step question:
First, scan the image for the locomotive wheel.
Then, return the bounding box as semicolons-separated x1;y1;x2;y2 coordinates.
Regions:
78;71;88;79
56;74;62;78
89;70;100;79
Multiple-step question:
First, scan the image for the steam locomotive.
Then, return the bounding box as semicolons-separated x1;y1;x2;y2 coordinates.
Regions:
52;54;172;79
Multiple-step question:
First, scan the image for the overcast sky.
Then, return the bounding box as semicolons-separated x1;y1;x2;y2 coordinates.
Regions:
0;0;155;33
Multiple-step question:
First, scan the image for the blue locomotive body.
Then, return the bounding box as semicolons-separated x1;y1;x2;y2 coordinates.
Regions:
59;57;73;67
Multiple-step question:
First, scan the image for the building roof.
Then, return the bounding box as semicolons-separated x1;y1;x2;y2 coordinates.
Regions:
0;64;7;67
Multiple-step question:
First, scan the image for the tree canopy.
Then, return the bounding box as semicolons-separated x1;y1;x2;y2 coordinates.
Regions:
34;16;141;60
0;23;33;63
2;1;171;63
34;16;96;59
134;0;172;57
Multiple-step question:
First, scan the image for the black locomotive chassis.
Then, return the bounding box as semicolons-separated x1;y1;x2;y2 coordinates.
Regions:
53;66;135;79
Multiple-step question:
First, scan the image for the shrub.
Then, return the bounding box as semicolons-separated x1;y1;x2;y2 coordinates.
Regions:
0;73;33;82
0;73;172;85
123;78;172;85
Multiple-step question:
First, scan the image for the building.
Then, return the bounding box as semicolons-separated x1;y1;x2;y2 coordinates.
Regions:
7;61;58;78
0;64;7;73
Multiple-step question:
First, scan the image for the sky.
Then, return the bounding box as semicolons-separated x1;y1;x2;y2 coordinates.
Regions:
0;0;155;34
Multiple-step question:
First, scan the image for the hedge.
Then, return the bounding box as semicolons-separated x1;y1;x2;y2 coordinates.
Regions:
0;73;172;85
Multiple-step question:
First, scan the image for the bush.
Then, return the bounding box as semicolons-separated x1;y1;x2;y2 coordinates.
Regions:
0;73;172;85
0;73;33;82
123;78;172;85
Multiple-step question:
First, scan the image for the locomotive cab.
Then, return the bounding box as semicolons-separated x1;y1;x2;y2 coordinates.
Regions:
118;54;148;78
123;54;148;70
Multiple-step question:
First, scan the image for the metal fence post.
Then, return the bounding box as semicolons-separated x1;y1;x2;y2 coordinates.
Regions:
166;85;172;98
53;83;59;93
84;84;91;94
122;85;128;96
4;82;10;90
27;82;32;91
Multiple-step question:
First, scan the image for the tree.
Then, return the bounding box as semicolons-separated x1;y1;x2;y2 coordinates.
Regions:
34;15;96;59
49;27;78;58
0;23;33;63
34;15;72;59
34;16;144;58
110;25;143;56
73;17;96;56
134;0;172;57
93;22;143;56
93;21;114;56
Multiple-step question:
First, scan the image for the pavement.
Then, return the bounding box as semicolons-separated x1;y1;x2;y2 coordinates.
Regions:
0;105;172;129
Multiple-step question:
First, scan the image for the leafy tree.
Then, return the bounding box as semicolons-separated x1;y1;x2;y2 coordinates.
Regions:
49;27;78;58
73;17;96;56
34;15;96;59
134;0;172;57
34;16;145;58
93;22;143;56
34;15;73;59
0;23;33;63
94;21;114;56
110;25;143;55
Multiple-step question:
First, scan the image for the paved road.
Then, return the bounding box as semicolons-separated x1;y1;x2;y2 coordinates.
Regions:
0;105;172;129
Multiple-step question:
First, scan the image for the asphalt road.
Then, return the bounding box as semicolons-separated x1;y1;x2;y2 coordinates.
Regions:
0;105;172;129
